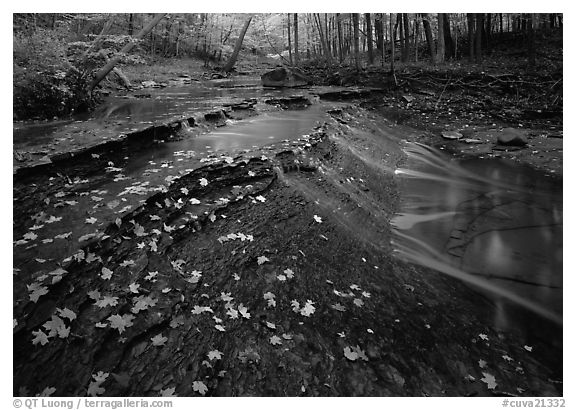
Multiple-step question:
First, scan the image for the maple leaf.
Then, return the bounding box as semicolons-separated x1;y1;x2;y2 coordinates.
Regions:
344;346;359;361
107;314;134;334
32;329;49;346
313;215;322;223
277;274;287;281
479;333;489;341
524;345;533;352
151;334;168;346
192;380;208;395
145;271;159;281
208;350;223;361
180;187;189;195
129;283;140;293
87;380;105;397
353;298;364;307
220;292;233;302
300;300;316;317
93;371;109;384
199;178;209;187
238;304;251;319
226;308;239;319
38;386;56;396
24;232;38;241
284;268;294;278
85;217;97;224
100;267;113;280
134;223;146;237
502;355;513;362
291;300;300;312
43;315;68;338
478;359;487;369
255;195;266;202
331;303;346;312
266;321;276;329
361;291;371;298
480;372;497;390
159;387;177;397
95;296;119;308
119;259;135;267
190;198;201;204
215;324;226;332
269;335;282;346
28;283;49;303
257;256;270;265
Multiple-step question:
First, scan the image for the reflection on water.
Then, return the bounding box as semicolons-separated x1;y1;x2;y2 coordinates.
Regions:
13;78;289;145
391;142;562;326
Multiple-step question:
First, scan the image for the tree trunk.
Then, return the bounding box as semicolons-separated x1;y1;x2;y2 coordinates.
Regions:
414;16;419;62
390;13;395;76
352;13;360;70
467;13;475;60
293;13;300;65
402;13;410;62
365;13;374;65
421;13;436;62
287;14;293;65
435;13;445;64
337;13;343;63
89;13;166;93
443;13;454;59
475;13;484;63
222;15;252;72
374;14;383;51
314;13;333;64
527;13;535;68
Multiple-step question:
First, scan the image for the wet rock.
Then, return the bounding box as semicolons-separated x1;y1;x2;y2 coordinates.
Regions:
441;131;463;140
261;67;311;88
497;128;528;146
264;96;311;109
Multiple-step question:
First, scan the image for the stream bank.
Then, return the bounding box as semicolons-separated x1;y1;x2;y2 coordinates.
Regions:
13;88;562;396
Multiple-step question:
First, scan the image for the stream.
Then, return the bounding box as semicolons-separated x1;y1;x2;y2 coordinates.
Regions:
391;142;562;331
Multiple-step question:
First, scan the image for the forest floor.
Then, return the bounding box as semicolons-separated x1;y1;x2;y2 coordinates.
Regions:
13;47;563;397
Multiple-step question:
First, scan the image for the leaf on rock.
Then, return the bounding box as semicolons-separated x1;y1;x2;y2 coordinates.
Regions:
313;215;322;223
199;178;209;187
270;335;282;346
344;346;359;361
283;268;294;279
100;267;113;280
192;380;208;395
238;304;251;319
107;314;134;334
257;256;270;265
95;295;119;308
159;387;177;397
300;300;316;317
207;350;223;361
480;372;497;390
32;329;49;346
151;334;168;346
27;283;49;303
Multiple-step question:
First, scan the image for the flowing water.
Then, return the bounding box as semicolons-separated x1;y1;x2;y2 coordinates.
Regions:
391;142;563;328
13;77;286;147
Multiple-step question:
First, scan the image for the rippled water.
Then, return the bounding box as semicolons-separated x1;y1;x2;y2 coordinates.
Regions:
391;142;563;327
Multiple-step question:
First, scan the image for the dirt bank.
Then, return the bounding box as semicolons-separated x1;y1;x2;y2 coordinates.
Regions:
13;98;562;397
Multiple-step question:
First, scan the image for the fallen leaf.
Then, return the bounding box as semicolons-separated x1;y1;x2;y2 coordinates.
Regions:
193;380;208;395
257;256;270;265
151;334;168;346
270;335;282;346
480;372;497;390
208;350;223;361
107;314;134;334
159;387;177;397
32;329;49;346
100;267;113;280
344;346;359;361
300;300;316;317
313;215;322;223
199;178;209;187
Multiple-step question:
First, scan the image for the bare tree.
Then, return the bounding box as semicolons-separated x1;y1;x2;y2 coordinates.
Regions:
293;13;300;65
352;13;360;69
435;13;445;64
222;15;252;72
421;13;436;62
365;13;374;65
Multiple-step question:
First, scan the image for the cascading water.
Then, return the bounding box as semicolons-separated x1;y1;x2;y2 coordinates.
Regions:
391;142;562;327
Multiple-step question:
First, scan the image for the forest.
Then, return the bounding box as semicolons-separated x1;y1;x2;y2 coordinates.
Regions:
13;13;562;120
13;13;563;399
